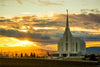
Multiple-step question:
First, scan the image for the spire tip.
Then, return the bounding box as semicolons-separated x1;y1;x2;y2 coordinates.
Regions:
66;9;68;12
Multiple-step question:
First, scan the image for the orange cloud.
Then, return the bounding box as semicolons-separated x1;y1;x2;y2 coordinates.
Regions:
86;41;100;47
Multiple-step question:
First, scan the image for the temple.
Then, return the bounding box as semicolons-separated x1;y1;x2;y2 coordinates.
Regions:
57;10;86;58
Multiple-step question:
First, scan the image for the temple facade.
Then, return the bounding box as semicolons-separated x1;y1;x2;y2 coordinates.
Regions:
57;10;86;58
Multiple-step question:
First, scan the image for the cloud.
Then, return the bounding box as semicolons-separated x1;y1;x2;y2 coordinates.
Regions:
34;13;100;29
33;21;65;27
44;44;57;51
71;31;100;41
33;13;100;43
0;0;62;6
16;0;23;4
0;0;23;6
21;12;32;15
37;0;63;6
0;13;100;46
0;29;59;45
86;41;100;47
80;9;100;14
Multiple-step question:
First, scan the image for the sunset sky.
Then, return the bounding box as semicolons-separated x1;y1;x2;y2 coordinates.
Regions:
0;0;100;51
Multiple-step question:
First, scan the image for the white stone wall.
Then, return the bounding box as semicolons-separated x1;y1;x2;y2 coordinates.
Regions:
58;35;86;57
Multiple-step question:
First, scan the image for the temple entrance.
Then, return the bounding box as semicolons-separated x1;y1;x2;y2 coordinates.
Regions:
62;54;67;57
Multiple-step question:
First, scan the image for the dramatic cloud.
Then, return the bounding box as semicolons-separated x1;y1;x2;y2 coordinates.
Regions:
34;13;100;28
0;13;100;46
0;29;59;45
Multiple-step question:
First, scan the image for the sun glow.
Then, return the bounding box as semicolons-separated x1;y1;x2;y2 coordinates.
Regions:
19;40;37;47
0;37;38;47
0;37;49;57
20;30;28;32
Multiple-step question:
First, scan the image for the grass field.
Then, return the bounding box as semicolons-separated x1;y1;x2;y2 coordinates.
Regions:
0;58;99;67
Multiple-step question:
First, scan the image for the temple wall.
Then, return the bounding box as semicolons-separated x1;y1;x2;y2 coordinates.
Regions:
58;36;86;57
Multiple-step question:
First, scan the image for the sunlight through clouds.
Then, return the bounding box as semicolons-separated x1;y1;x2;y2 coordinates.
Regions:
0;37;38;47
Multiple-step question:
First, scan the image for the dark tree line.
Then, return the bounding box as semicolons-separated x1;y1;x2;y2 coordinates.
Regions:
14;51;51;58
83;54;99;61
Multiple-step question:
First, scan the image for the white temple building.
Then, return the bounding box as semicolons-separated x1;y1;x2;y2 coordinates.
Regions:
57;10;86;58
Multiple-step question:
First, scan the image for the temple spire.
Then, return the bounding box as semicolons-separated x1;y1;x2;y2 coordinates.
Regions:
66;9;70;57
66;9;69;29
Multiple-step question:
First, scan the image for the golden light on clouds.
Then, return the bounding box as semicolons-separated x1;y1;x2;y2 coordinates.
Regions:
88;32;100;35
37;12;54;18
86;41;100;48
61;27;100;34
45;44;57;51
33;27;57;30
22;26;26;29
20;30;28;32
71;27;100;35
70;27;100;32
0;25;8;28
0;37;38;47
0;37;48;57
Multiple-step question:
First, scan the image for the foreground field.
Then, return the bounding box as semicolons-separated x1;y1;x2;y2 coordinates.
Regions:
0;58;99;67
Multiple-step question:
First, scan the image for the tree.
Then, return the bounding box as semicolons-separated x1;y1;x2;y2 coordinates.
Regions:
89;54;98;61
25;53;28;57
36;54;39;58
15;53;18;57
21;53;23;57
47;51;50;56
30;53;33;57
83;55;88;60
30;53;36;58
33;53;36;57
